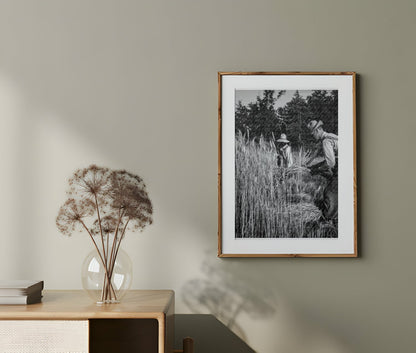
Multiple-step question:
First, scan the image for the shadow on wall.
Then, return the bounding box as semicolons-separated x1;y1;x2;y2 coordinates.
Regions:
181;257;278;341
181;256;353;353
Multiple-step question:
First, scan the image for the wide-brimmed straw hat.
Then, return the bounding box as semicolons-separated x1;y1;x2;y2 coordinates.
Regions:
307;120;323;132
276;133;289;143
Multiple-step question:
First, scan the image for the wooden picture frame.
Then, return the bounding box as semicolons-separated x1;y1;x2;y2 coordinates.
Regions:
218;72;357;257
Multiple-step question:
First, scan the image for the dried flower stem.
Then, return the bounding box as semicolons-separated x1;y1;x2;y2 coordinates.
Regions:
109;219;129;279
93;194;112;302
108;209;123;278
79;220;116;300
94;194;107;266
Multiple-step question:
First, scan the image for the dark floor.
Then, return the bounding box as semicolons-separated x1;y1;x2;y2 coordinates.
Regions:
175;314;255;353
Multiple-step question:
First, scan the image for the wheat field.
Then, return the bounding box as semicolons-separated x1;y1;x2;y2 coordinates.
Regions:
235;131;336;238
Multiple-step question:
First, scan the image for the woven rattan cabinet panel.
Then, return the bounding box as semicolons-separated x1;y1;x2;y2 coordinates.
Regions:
0;320;88;353
0;290;174;353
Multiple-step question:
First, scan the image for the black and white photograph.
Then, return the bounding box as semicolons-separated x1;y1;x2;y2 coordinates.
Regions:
235;89;339;239
219;72;356;257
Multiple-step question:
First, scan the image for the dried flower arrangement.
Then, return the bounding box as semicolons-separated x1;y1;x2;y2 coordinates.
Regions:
56;165;153;302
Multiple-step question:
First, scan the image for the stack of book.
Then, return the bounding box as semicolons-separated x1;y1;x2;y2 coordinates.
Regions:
0;280;44;305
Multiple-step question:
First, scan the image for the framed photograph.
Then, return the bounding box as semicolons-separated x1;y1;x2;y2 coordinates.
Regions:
218;72;357;257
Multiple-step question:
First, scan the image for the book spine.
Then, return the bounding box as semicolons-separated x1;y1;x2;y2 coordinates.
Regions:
0;290;27;297
0;295;42;305
0;281;44;297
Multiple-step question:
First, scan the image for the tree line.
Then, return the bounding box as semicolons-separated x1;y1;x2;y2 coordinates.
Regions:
235;90;338;150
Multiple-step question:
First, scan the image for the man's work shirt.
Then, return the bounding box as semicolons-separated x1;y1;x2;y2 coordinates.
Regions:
321;132;338;169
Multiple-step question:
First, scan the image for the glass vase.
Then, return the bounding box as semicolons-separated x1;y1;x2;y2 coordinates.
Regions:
81;248;132;304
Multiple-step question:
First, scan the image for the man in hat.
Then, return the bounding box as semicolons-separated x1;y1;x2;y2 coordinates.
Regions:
276;133;293;168
306;120;338;221
307;120;338;177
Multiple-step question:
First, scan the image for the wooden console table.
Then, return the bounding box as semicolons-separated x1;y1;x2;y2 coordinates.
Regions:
0;290;174;353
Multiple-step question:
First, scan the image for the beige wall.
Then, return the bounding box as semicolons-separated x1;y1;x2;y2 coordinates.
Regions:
0;0;415;352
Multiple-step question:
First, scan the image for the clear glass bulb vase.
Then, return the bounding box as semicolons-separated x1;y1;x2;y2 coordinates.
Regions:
81;248;132;304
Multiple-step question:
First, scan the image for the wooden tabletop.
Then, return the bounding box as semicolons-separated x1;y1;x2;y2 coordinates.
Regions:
0;290;174;320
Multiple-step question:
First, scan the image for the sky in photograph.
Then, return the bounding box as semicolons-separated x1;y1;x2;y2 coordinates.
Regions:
235;90;314;110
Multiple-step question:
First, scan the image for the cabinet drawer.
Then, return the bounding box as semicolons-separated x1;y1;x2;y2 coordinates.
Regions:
0;320;88;353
